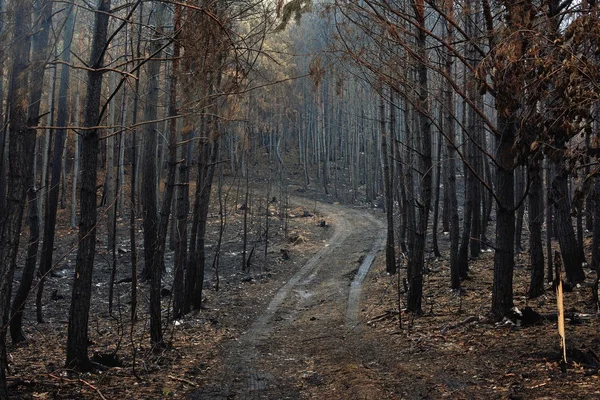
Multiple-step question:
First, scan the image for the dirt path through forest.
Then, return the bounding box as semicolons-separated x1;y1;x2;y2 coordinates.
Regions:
189;198;386;399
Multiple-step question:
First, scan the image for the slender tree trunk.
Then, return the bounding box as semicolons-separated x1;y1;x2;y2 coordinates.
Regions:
70;77;81;229
129;0;144;323
491;116;516;319
592;179;600;271
380;86;396;274
514;166;525;253
192;135;219;310
141;3;167;282
528;164;545;298
431;131;442;258
106;72;117;252
551;163;585;283
9;0;54;343
480;133;493;248
107;65;122;314
173;133;191;319
407;2;432;313
464;1;483;260
545;157;553;283
0;0;6;213
241;140;249;271
0;2;34;395
37;2;76;321
10;181;39;344
458;155;473;279
442;5;460;290
66;0;111;370
148;5;181;347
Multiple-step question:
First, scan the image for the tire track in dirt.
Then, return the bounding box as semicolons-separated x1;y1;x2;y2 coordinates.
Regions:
346;212;386;328
242;200;352;347
189;199;384;399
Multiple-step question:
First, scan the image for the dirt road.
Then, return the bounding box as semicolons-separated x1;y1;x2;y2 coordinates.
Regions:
189;199;386;399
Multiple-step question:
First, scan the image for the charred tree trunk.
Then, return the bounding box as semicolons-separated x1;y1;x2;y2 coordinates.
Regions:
9;0;54;342
0;0;6;214
0;2;33;394
545;158;553;283
129;1;144;322
551;164;585;283
407;3;432;313
66;0;111;370
592;179;600;271
173;136;191;319
191;135;219;310
491;116;516;319
380;86;396;274
431;133;443;258
140;3;167;282
458;160;473;279
514;166;526;253
528;164;545;298
0;4;34;392
442;6;460;290
148;6;181;347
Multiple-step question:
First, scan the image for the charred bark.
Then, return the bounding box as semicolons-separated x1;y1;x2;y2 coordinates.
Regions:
66;0;111;370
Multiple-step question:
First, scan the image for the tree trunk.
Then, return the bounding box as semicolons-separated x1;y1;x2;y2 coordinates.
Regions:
148;4;181;348
106;72;117;252
431;131;443;258
514;166;526;253
173;134;191;319
37;2;76;321
545;157;553;283
380;86;396;274
66;0;111;370
592;179;600;271
129;0;144;323
0;2;34;395
0;0;6;214
407;3;432;313
70;76;81;229
442;6;460;290
491;116;516;319
480;134;493;248
191;135;219;310
528;164;545;298
458;158;473;279
551;164;585;283
141;3;167;282
10;181;39;344
9;0;54;343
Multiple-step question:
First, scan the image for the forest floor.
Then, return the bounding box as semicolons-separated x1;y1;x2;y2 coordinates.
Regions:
6;163;600;399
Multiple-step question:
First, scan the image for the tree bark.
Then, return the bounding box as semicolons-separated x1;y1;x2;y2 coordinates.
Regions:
592;179;600;271
491;116;515;319
0;0;6;213
514;166;526;253
431;131;442;258
0;1;33;395
545;157;553;283
551;164;585;283
173;135;191;319
380;85;396;274
148;4;181;348
141;3;167;282
66;0;111;370
406;2;432;313
9;0;54;343
442;5;460;290
37;1;76;321
528;164;545;298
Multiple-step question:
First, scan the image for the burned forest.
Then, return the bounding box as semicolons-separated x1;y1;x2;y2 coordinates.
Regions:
0;0;600;398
